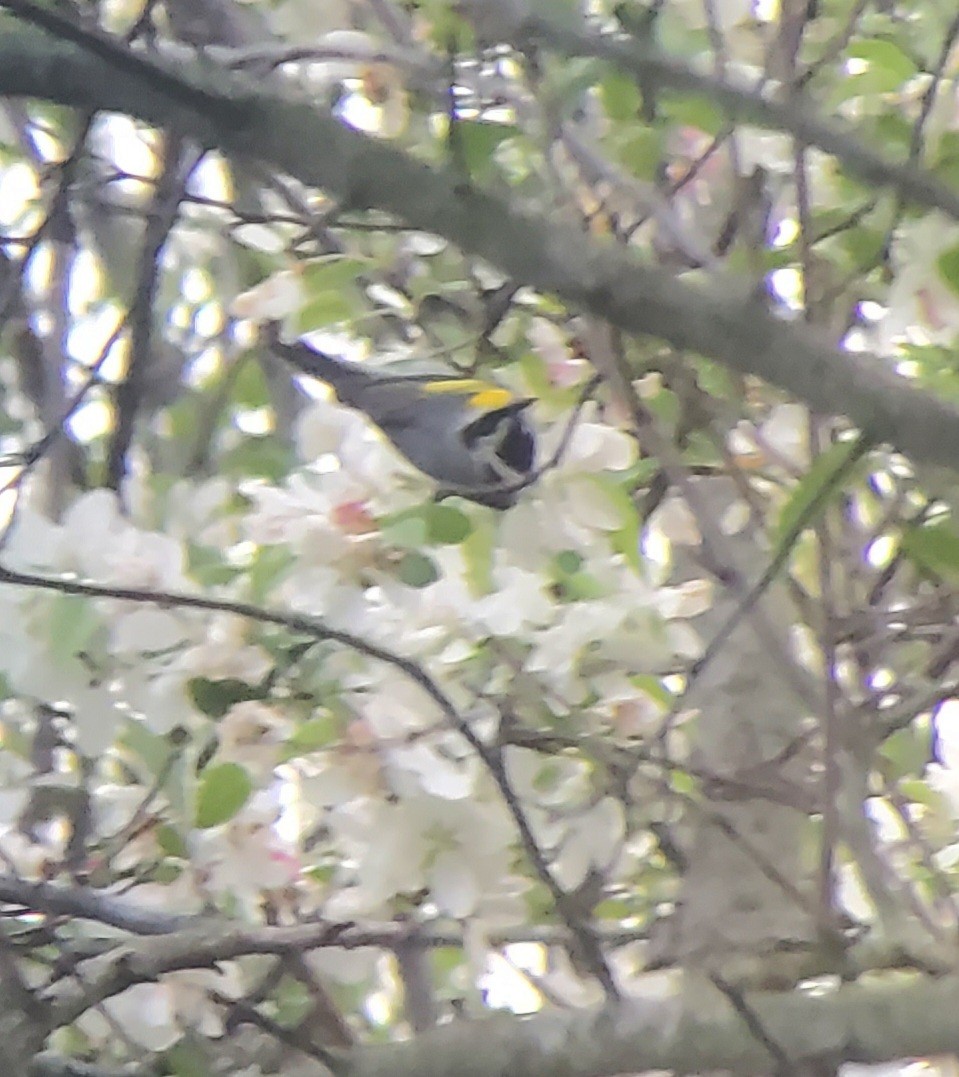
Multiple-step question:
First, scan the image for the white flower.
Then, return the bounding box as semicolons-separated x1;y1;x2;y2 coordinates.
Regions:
528;317;589;386
359;673;446;739
874;213;959;348
231;269;304;319
190;791;300;909
0;825;67;878
2;505;63;572
557;415;636;473
294;394;364;462
180;615;272;684
553;797;625;891
757;403;811;468
1;645;124;755
110;606;188;654
116;663;192;735
926;763;959;819
387;737;479;800
94;982;180;1052
218;700;291;778
648;495;700;545
327;793;514;917
243;470;384;573
85;963;242;1051
504;748;593;810
307;945;380;985
0;726;32;825
70;682;127;755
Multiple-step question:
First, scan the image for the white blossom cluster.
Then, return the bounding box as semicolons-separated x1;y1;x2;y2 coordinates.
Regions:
0;383;714;1043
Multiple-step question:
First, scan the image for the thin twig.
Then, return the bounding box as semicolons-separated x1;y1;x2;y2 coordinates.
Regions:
0;561;619;997
688;433;872;686
710;974;798;1075
0;0;244;124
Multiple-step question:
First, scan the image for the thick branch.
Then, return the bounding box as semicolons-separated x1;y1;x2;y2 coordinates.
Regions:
13;865;959;1073
341;975;959;1077
1;29;959;468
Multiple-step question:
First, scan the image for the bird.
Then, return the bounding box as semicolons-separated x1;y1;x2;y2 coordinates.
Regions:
265;326;536;508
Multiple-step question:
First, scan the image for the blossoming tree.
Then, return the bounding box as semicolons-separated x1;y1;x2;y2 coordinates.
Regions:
0;0;958;1074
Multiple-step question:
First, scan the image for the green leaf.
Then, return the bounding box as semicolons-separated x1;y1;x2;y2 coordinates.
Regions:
618;128;664;181
248;545;293;603
152;860;184;884
284;714;339;758
425;503;472;544
898;778;945;810
274;977;312;1026
871;112;912;157
555;550;584;575
601;71;642;122
397;550;439;588
455;120;516;178
119;718;177;779
542;56;606;114
880;726;929;778
661;94;723;135
166;1041;214;1077
937;244;959;298
188;677;264;719
431;946;465;977
195;763;252;828
774;440;867;547
933;130;959;188
188;544;241;588
593;897;633;920
841;225;886;269
828;41;917;107
562;570;607;601
901;343;959;400
846;39;917;88
232;357;270;409
631;675;675;709
422;2;474;49
901;519;959;581
164;394;203;450
296;289;354;331
303;862;336;886
220;435;294;481
49;594;100;664
156;824;188;859
669;769;698;796
0;716;30;760
382;511;430;549
462;517;495;595
301;257;368;293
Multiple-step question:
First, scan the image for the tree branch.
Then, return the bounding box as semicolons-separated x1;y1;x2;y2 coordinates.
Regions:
0;0;241;123
0;562;616;995
1;29;959;471
523;12;959;221
341;974;959;1077
0;871;647;949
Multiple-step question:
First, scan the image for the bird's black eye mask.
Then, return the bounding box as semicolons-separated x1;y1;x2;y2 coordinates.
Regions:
462;400;535;474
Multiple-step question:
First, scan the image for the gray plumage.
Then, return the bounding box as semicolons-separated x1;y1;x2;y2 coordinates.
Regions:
268;330;535;508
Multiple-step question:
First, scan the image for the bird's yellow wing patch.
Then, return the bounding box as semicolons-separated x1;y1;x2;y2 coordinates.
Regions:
422;379;514;410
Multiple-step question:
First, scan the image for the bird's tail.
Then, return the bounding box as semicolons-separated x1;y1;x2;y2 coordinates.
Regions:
264;323;371;405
